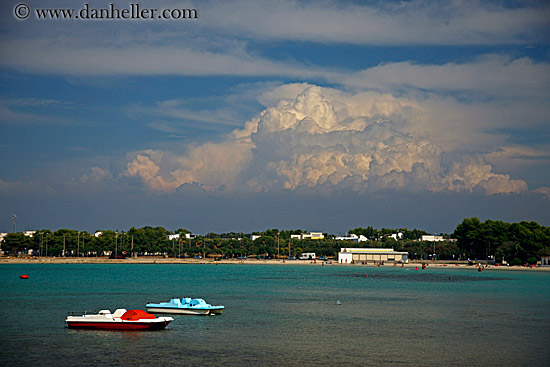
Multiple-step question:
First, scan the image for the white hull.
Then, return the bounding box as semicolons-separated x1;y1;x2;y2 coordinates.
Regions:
146;307;211;315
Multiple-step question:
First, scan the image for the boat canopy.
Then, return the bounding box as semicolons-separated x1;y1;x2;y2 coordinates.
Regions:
121;309;156;320
190;299;208;307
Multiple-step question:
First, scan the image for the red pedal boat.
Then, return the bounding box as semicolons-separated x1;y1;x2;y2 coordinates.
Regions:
66;309;173;330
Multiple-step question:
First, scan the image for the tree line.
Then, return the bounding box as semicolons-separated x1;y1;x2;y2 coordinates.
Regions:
453;218;549;265
1;219;548;263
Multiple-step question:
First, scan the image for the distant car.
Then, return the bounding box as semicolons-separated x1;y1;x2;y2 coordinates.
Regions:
287;256;296;260
109;252;126;259
319;256;328;261
193;255;202;259
265;256;272;260
237;256;247;260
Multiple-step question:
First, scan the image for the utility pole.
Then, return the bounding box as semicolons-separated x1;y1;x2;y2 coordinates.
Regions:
12;214;16;233
277;233;280;260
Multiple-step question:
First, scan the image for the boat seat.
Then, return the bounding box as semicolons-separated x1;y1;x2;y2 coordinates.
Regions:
112;309;127;318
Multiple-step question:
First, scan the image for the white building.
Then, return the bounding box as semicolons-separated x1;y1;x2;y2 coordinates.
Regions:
541;256;550;267
291;232;324;240
168;234;180;240
335;234;368;242
251;235;262;241
421;235;445;242
23;230;36;237
338;248;408;264
389;232;403;240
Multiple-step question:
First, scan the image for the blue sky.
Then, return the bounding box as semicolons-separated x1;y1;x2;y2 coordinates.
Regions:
1;0;549;234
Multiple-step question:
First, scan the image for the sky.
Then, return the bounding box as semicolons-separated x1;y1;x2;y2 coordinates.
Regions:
1;0;549;235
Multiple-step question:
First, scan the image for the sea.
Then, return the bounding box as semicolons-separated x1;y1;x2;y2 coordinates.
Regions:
0;263;549;367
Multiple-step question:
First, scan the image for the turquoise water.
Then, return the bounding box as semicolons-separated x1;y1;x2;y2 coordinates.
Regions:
1;264;549;366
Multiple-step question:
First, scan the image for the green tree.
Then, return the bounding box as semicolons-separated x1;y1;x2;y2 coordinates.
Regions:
454;217;482;258
2;233;33;254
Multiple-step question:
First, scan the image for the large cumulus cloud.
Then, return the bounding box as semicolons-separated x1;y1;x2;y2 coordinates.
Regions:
125;84;527;196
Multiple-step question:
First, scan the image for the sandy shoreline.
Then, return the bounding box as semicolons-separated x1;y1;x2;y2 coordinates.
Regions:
1;256;548;271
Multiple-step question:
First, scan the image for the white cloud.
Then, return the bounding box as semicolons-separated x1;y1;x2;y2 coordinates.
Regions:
0;98;76;125
345;55;550;98
204;0;549;45
124;133;254;193
534;187;550;199
125;84;528;196
0;37;322;78
443;156;527;195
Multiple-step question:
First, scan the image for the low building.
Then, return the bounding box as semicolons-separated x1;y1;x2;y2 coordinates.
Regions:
291;232;324;240
338;247;408;264
335;234;368;242
168;234;180;240
23;230;36;237
541;256;550;267
251;235;262;241
421;235;445;242
388;232;403;240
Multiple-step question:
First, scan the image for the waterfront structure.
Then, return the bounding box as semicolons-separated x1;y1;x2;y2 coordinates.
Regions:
335;234;368;242
541;256;550;267
338;247;408;263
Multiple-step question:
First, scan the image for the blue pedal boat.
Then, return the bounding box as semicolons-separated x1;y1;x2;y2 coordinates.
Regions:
146;298;224;315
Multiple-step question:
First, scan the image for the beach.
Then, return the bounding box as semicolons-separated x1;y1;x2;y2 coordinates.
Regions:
2;255;548;270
